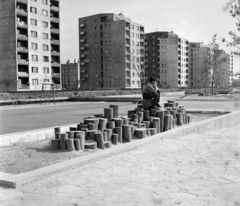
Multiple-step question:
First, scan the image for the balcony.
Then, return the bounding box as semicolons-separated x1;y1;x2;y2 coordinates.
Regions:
81;62;86;66
18;72;29;77
51;62;60;67
52;73;60;78
80;31;85;35
17;0;27;4
17;21;28;29
81;54;85;58
81;69;86;73
80;24;85;28
17;47;28;53
18;59;28;65
18;84;29;90
51;28;60;34
51;39;60;45
80;47;85;51
50;6;59;12
80;39;85;43
50;17;59;23
17;34;28;40
17;9;28;16
51;51;60;56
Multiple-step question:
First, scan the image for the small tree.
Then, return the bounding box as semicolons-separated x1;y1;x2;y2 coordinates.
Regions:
222;0;240;50
201;35;228;93
0;75;17;91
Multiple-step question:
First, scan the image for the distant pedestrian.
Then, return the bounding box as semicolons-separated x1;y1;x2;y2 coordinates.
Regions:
142;77;161;109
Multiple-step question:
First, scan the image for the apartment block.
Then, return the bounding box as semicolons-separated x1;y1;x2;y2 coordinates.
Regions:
188;42;209;88
78;13;145;89
61;60;80;90
145;32;189;88
0;0;61;91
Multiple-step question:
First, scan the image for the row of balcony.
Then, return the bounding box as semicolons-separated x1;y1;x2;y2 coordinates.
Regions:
50;6;59;12
17;59;61;67
17;9;28;16
50;17;59;23
17;34;28;40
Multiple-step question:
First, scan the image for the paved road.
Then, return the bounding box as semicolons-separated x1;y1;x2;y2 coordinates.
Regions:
0;96;240;135
1;125;240;206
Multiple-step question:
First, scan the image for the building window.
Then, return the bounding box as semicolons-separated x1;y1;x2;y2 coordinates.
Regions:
31;31;37;38
132;80;135;84
31;19;37;26
131;33;134;37
44;79;49;82
31;43;38;50
42;10;48;16
32;67;38;73
30;7;37;14
32;79;39;85
43;44;49;51
43;67;49;73
42;21;48;28
43;56;49;62
42;33;48;39
42;0;48;5
32;55;38;61
131;25;134;29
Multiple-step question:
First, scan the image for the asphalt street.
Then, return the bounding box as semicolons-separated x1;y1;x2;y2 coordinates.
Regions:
0;96;240;135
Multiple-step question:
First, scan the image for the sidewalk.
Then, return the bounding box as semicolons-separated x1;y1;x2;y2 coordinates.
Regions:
1;125;240;206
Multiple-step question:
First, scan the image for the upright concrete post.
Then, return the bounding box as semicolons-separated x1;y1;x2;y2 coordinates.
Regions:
109;105;119;118
163;114;170;132
94;133;105;149
111;133;119;145
153;117;161;133
54;127;61;139
114;127;122;143
74;139;81;151
98;118;108;132
135;128;146;139
113;118;124;127
143;110;150;121
66;138;75;151
156;110;165;132
104;129;112;141
123;125;132;142
60;133;68;150
104;108;113;121
75;133;85;151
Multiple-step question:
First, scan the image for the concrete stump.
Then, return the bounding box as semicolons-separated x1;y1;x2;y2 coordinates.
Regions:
123;118;129;125
176;113;183;126
69;127;77;131
146;128;157;136
54;127;61;139
142;121;150;128
114;127;122;143
66;138;75;151
84;118;99;131
55;132;61;140
135;128;146;139
85;140;97;150
104;141;112;148
94;133;105;149
169;115;173;130
110;105;119;118
87;130;99;140
137;111;144;123
107;121;115;129
147;116;153;122
74;139;80;151
104;108;113;121
153;117;161;133
104;129;112;141
88;123;95;130
60;133;68;150
156;110;165;132
163;114;170;132
150;122;158;132
128;110;135;119
51;139;60;150
187;115;191;123
75;134;85;150
74;131;86;139
123;125;132;142
98;118;108;132
143;110;150;121
103;132;108;142
112;133;118;145
113;118;124;127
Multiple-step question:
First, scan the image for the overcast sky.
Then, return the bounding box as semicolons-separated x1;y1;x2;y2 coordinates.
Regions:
60;0;240;72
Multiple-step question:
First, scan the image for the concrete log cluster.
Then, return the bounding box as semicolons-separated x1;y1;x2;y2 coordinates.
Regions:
51;101;191;152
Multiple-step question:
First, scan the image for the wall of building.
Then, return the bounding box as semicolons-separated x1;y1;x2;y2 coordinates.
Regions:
0;0;17;91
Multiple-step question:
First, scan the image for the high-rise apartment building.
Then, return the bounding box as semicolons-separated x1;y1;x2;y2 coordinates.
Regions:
145;32;189;88
188;42;209;88
0;0;61;91
61;60;80;90
78;13;145;89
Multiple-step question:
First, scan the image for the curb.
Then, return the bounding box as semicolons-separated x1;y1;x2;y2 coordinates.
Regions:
0;110;240;188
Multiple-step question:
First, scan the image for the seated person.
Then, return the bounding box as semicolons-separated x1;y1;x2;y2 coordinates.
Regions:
142;77;161;109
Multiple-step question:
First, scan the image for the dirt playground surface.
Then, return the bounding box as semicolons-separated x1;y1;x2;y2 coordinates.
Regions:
0;113;221;174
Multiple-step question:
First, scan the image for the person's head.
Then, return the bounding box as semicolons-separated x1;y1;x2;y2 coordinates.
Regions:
149;77;156;85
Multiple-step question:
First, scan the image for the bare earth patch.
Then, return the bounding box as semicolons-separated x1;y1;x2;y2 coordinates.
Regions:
0;113;221;174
